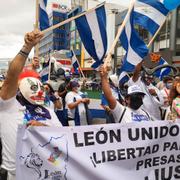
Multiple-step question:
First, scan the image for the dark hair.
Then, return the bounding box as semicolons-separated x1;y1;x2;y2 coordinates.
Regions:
69;81;79;90
43;83;55;94
168;78;180;106
163;76;173;83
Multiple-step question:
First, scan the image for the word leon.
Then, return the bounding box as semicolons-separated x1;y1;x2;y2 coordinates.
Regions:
73;125;179;147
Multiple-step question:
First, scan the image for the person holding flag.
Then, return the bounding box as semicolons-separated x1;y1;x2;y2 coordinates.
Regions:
0;29;62;180
99;65;152;123
128;61;164;120
65;81;91;126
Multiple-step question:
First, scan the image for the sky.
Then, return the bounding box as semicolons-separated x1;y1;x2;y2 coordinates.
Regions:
0;0;130;59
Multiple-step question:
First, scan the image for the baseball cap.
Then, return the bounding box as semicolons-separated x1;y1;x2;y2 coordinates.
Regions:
69;81;80;89
127;85;145;96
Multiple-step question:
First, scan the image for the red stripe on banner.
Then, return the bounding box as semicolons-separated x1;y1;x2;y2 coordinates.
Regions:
57;59;72;65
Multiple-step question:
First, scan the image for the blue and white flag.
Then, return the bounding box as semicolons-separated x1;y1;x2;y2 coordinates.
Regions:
71;51;79;74
40;59;49;82
120;10;149;72
39;0;50;31
134;0;169;35
155;57;171;80
119;71;130;85
75;5;107;69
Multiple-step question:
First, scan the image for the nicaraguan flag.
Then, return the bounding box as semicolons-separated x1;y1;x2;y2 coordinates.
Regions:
39;0;50;30
134;0;169;35
40;59;49;82
155;57;171;80
119;71;130;85
75;5;107;69
120;10;149;72
71;51;79;74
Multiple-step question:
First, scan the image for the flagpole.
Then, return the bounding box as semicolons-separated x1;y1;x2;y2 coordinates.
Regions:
48;52;52;83
42;2;105;34
147;19;167;48
104;0;136;69
35;0;39;57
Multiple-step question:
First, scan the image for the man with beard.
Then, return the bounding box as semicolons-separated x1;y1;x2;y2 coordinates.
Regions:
0;29;62;180
100;65;152;123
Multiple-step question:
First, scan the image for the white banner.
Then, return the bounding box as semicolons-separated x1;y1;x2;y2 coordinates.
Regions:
16;121;180;180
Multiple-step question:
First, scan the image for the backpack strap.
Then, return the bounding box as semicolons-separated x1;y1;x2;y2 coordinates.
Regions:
119;108;126;123
141;109;151;120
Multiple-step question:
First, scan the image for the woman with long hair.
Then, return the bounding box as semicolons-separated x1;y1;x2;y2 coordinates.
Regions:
168;77;180;120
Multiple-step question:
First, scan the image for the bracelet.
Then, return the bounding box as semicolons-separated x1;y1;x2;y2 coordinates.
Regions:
18;50;29;58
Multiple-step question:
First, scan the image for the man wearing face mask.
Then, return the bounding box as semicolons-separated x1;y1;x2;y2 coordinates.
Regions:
128;61;164;120
0;30;62;180
65;80;90;126
100;65;152;123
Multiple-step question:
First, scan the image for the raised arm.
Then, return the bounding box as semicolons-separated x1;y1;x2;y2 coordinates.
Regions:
132;61;143;82
99;65;116;109
0;29;43;100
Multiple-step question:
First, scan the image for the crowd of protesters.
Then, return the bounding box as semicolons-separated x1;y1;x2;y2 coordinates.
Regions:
0;29;179;180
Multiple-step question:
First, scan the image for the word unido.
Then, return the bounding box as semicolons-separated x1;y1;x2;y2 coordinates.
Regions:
73;125;179;147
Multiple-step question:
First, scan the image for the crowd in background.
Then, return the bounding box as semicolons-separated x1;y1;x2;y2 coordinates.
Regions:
0;30;179;180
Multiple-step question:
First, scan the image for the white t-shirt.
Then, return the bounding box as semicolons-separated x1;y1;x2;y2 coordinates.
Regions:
128;78;164;120
65;91;87;125
111;101;151;123
0;97;62;174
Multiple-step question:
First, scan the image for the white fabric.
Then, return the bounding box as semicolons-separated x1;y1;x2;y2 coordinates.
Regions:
86;10;104;59
39;0;46;11
111;101;151;123
16;121;180;180
135;1;166;26
125;16;142;65
111;87;119;100
127;85;145;95
109;74;119;87
65;91;87;125
128;77;164;120
8;172;15;180
0;97;61;174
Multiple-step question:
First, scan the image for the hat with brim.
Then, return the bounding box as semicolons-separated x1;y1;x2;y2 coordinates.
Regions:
127;85;145;96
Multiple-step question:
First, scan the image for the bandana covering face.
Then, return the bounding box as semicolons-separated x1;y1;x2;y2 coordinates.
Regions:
19;77;45;105
16;91;51;122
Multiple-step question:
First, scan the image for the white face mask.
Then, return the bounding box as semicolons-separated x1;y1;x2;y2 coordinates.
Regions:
19;77;45;105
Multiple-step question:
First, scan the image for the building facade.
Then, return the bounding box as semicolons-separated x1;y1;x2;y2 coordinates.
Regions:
39;3;71;58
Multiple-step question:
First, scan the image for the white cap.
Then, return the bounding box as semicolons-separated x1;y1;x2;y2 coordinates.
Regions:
127;85;145;96
109;74;119;87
